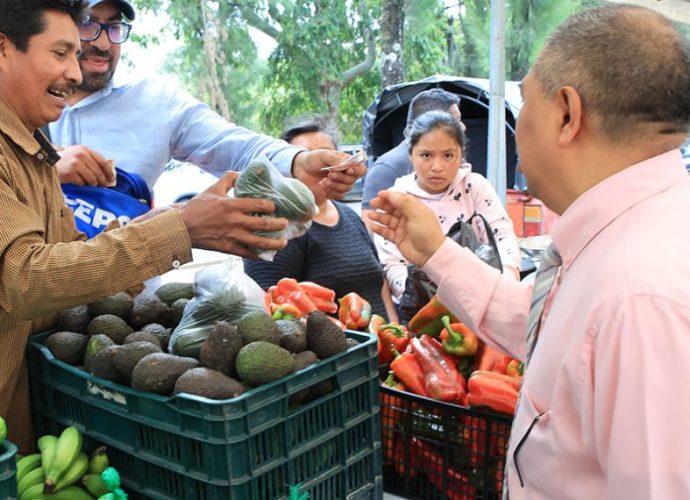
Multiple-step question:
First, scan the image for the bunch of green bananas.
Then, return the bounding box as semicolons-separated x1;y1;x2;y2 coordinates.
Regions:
15;427;112;499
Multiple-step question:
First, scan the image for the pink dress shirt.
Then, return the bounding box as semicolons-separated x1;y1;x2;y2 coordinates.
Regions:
423;149;690;499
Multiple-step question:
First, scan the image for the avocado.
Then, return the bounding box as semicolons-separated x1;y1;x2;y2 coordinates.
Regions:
88;292;133;320
277;319;307;353
130;295;170;329
141;323;172;351
173;367;245;400
293;350;319;370
155;282;194;306
345;338;359;349
236;311;281;345
83;334;115;371
83;334;116;380
55;304;91;333
44;331;89;365
307;377;335;402
86;345;122;383
86;314;134;344
166;298;189;328
306;311;348;359
199;321;243;377
131;353;199;395
288;350;319;406
112;341;162;382
235;341;295;386
123;331;161;348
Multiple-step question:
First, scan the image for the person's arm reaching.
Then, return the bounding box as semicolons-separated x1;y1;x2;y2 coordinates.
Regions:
165;85;365;201
0;171;288;319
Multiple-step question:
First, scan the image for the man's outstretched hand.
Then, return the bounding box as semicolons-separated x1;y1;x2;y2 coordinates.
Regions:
177;172;289;259
292;149;366;202
369;191;445;267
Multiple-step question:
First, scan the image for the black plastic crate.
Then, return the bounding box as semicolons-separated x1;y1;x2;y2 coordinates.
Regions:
380;384;511;500
28;330;382;499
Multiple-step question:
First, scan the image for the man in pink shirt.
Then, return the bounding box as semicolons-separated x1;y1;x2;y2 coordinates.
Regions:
370;5;690;500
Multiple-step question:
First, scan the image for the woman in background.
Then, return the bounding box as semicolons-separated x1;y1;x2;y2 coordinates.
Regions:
245;116;395;319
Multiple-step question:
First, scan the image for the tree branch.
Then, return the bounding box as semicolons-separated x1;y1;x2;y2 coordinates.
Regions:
340;29;376;86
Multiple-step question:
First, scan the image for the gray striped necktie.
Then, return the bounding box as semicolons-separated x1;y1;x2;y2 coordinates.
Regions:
524;242;562;366
502;243;562;499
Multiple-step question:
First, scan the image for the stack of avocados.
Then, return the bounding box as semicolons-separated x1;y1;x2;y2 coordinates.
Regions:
45;284;358;403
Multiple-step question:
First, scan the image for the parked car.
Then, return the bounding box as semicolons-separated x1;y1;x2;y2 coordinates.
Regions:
362;74;557;237
152;161;217;206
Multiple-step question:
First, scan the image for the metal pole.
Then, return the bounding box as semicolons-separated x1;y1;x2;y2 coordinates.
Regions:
486;0;507;205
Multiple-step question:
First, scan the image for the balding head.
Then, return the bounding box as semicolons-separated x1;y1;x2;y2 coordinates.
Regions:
532;5;690;143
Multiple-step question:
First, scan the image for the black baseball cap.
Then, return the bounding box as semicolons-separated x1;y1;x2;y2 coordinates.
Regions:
87;0;136;21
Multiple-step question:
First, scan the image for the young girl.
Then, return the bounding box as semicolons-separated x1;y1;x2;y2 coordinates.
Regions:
374;110;520;303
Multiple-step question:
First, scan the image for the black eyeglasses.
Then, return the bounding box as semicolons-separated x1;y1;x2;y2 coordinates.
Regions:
79;19;132;44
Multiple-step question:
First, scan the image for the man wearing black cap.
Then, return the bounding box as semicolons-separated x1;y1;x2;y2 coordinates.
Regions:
49;0;363;214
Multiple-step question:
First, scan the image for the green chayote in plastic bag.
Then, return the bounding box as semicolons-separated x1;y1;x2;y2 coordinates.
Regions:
234;157;318;260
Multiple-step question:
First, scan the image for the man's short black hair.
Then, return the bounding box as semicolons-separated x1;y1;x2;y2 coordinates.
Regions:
0;0;89;52
407;88;461;126
280;115;339;149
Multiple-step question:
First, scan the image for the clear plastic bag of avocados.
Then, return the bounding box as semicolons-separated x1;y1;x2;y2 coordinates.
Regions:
168;259;268;357
234;156;318;261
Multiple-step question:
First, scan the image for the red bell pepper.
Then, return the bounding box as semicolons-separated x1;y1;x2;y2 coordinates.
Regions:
410;438;476;500
423;336;468;405
390;346;427;397
467;371;520;415
298;281;336;302
476;343;513;374
298;281;337;313
381;372;406;465
410;337;459;402
273;278;318;315
309;295;338;314
338;292;372;330
377;323;411;364
470;370;522;391
506;358;524;379
439;315;479;357
270;302;303;320
408;295;458;337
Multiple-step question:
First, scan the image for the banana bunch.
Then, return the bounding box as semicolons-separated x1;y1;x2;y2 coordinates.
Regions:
16;427;112;499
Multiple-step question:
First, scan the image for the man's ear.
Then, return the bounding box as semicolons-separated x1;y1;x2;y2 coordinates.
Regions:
0;33;8;57
556;85;583;146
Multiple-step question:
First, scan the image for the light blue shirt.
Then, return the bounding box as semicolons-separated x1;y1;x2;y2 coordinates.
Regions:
49;74;301;188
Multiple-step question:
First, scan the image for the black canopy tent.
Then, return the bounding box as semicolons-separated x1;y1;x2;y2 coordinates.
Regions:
361;75;526;190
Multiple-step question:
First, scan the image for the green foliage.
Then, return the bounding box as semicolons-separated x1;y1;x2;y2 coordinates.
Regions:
129;0;648;143
260;1;379;141
404;0;449;80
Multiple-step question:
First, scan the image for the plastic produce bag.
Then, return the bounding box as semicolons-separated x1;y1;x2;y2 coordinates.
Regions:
168;259;268;357
234;156;318;260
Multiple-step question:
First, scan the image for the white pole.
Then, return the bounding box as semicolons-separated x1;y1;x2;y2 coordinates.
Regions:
487;0;507;205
